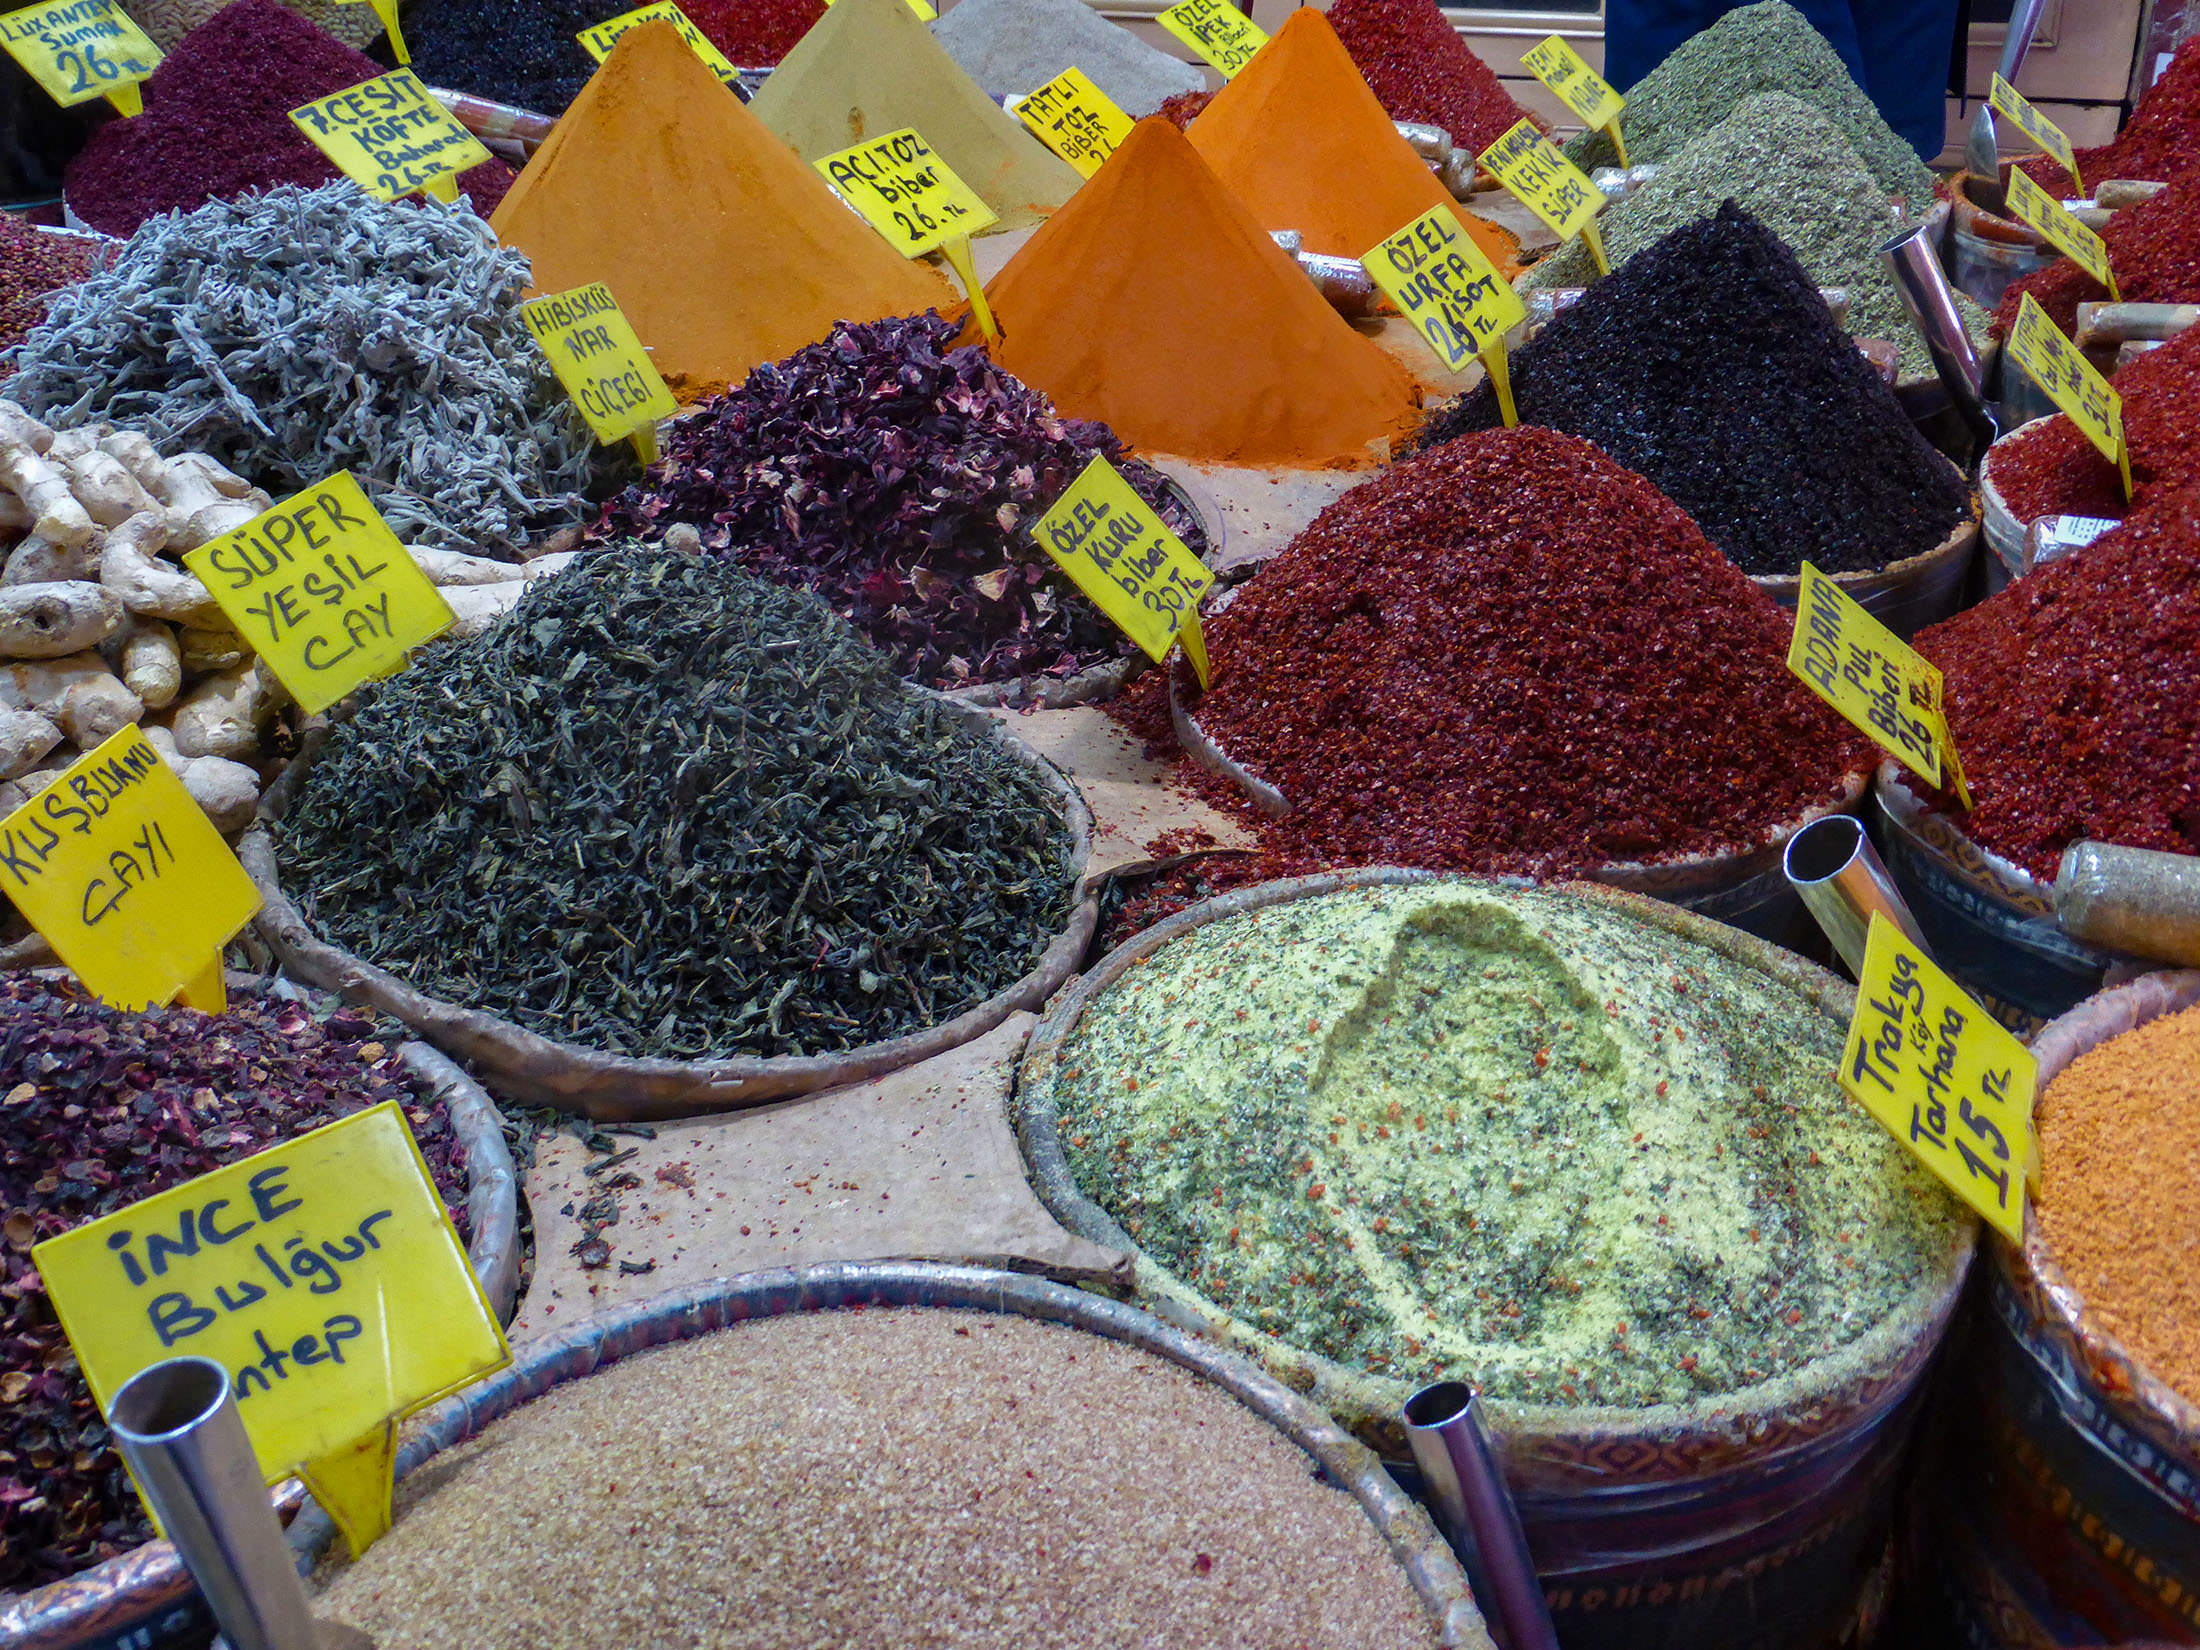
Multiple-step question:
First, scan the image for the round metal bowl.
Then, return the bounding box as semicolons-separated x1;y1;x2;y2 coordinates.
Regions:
243;696;1099;1120
290;1261;1493;1650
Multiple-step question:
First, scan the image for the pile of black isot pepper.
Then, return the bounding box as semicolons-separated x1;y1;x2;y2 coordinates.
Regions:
1421;203;1969;577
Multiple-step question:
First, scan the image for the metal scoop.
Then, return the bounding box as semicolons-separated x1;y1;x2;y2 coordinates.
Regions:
1963;0;2055;188
1883;221;1999;450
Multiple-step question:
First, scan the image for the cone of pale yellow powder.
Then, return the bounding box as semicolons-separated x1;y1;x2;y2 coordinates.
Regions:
490;19;954;403
1187;8;1522;272
745;0;1080;232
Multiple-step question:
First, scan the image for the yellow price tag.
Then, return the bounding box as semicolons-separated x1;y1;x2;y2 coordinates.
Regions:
577;1;744;89
34;1103;512;1556
522;283;677;460
1361;205;1526;378
0;726;259;1011
356;0;407;63
1013;67;1134;179
1839;915;2037;1243
824;0;936;21
1787;562;1971;806
183;475;456;719
1990;73;2082;195
1480;118;1608;269
1034;456;1214;685
1520;36;1625;163
2005;292;2132;499
1157;0;1268;78
2005;168;2117;297
816;126;1000;257
288;69;491;204
0;0;159;115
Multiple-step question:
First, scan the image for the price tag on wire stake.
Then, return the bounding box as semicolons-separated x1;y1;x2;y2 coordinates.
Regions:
0;725;259;1013
816;127;999;258
577;1;743;91
2005;292;2133;498
289;69;492;203
2005;168;2118;297
1034;456;1214;685
1787;563;1971;807
1990;73;2082;195
0;0;159;115
1158;0;1267;77
33;1102;512;1558
1362;205;1525;394
1479;119;1608;272
1839;915;2038;1243
522;283;676;461
183;474;455;718
1013;67;1134;178
1520;36;1626;165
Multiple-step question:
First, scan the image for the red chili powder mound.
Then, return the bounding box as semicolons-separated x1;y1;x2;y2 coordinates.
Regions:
0;212;104;354
1989;323;2200;522
683;0;824;64
2019;36;2200;194
1991;166;2200;338
1327;0;1536;153
1916;483;2200;879
1186;426;1867;876
981;117;1420;466
62;0;512;238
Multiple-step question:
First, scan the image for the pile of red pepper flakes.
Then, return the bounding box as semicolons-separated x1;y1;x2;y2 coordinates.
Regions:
1917;481;2200;880
1326;0;1538;153
1992;165;2200;338
1112;427;1864;932
2017;35;2200;195
1989;323;2200;522
684;0;826;66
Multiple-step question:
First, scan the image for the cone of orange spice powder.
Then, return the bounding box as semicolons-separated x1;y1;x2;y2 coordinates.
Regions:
1186;7;1521;272
978;118;1420;468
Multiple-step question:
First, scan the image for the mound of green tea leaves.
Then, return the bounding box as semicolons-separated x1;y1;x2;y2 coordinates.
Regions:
279;545;1078;1059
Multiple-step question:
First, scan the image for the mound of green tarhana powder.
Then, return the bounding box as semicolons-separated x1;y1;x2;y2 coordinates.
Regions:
1565;0;1937;206
279;545;1078;1060
1041;881;1965;1409
1530;93;1989;379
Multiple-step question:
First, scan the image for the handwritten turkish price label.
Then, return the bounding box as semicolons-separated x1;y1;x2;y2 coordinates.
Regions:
0;0;159;115
816;127;999;257
1480;118;1608;269
1014;67;1134;178
0;726;259;1012
2005;292;2132;498
183;474;455;718
1362;205;1526;374
1839;915;2037;1242
1788;562;1970;805
1158;0;1268;77
578;1;742;90
1035;455;1213;684
2005;167;2118;297
289;69;492;204
1520;36;1625;161
34;1102;511;1556
522;283;676;459
1990;73;2082;195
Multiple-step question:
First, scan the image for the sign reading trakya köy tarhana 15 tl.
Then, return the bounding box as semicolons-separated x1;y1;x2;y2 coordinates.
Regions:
183;474;455;717
0;725;260;1012
34;1103;511;1556
0;0;159;115
289;69;491;203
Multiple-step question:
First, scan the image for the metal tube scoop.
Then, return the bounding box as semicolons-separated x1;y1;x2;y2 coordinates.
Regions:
1963;0;2055;187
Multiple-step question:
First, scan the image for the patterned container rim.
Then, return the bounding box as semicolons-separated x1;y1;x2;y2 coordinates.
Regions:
0;1024;520;1650
1997;970;2200;1483
1874;762;2112;941
241;692;1099;1121
289;1261;1495;1650
1012;867;1978;1489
